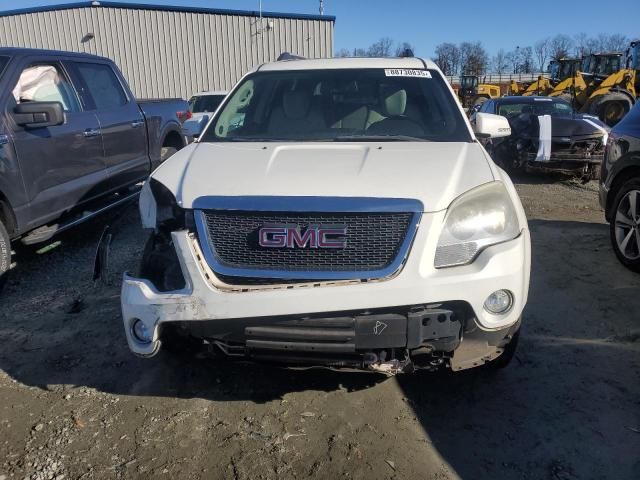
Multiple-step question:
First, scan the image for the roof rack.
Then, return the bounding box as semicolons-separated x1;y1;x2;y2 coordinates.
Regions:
277;52;306;61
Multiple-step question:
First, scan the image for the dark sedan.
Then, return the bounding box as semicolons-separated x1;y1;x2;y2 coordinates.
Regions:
474;96;609;180
600;102;640;272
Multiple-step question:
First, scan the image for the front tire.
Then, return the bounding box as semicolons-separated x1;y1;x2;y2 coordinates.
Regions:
591;92;633;126
609;178;640;272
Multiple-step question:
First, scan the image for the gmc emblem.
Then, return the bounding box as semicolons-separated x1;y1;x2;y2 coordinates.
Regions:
258;225;347;249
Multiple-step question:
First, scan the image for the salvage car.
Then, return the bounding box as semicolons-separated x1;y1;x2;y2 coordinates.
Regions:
600;102;640;272
122;56;532;374
0;47;188;286
474;96;609;180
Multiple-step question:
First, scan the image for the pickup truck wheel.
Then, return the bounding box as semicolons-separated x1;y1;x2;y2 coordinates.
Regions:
0;220;10;291
160;146;178;163
609;178;640;272
485;328;520;370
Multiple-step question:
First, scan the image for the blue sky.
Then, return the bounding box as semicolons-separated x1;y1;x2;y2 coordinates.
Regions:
0;0;638;57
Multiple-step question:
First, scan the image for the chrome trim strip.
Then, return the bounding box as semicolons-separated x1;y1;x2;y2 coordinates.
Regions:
193;197;422;281
192;196;424;213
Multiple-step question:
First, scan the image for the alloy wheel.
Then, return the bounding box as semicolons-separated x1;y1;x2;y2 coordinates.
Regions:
614;190;640;260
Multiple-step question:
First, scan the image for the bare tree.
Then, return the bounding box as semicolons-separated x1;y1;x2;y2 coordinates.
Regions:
353;48;368;57
506;49;520;73
573;32;590;57
491;49;509;74
520;46;534;73
460;42;489;76
549;34;574;60
335;48;351;58
434;42;461;75
534;38;550;71
367;37;394;57
599;33;628;52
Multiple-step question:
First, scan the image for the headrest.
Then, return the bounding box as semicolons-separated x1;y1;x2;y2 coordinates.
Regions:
382;87;407;116
521;105;533;114
283;90;312;119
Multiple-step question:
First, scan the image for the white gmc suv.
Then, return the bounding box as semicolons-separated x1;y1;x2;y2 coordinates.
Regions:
122;56;531;374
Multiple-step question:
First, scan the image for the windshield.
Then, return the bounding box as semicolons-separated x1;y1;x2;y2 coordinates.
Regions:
201;68;471;143
460;75;478;89
581;56;594;74
189;94;226;113
595;56;621;76
549;61;560;80
0;56;9;79
497;99;574;118
558;61;578;80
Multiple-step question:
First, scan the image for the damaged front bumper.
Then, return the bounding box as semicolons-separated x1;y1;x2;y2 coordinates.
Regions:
121;224;530;373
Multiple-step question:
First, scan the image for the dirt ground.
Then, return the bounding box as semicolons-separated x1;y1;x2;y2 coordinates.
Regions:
1;175;639;480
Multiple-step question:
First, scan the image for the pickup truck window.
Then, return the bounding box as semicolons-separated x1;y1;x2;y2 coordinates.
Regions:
202;68;471;142
189;94;226;113
74;63;128;110
12;64;80;113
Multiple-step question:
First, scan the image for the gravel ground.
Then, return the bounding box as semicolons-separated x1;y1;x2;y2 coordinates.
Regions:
1;175;639;480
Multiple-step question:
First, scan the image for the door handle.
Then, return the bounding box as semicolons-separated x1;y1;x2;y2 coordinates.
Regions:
131;119;145;128
83;128;100;138
0;134;8;146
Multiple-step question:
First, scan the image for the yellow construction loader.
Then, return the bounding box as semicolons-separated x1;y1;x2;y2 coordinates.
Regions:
548;52;623;109
458;74;501;109
581;41;639;125
510;58;580;96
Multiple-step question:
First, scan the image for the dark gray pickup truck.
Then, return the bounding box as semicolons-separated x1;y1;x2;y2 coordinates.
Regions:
0;47;188;283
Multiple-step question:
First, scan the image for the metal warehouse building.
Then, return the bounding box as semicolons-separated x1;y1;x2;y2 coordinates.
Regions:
0;1;335;98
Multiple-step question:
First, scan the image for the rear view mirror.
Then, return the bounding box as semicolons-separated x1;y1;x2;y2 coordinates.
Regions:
472;112;511;139
14;101;65;129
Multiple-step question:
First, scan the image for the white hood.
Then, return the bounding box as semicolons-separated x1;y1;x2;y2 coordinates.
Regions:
152;141;495;213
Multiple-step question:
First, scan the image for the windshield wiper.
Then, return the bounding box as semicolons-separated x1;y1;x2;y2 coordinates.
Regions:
332;135;431;142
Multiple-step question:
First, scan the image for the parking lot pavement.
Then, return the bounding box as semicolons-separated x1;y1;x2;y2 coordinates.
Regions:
1;177;639;480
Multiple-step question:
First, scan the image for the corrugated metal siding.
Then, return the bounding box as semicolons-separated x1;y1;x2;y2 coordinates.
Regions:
0;5;334;98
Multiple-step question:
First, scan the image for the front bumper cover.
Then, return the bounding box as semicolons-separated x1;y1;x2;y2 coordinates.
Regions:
121;212;531;371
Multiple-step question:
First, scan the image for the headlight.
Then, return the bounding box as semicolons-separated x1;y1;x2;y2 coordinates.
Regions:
435;181;521;268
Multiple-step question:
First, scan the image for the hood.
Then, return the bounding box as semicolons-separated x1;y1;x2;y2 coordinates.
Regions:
509;113;609;140
549;114;609;138
152;141;495;213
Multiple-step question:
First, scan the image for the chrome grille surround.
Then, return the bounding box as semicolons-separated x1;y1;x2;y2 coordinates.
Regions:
193;196;423;281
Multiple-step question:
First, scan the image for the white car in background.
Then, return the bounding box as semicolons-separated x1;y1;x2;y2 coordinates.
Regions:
183;90;227;138
123;56;531;375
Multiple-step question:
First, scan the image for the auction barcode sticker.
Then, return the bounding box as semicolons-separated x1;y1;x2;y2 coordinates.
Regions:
384;69;432;78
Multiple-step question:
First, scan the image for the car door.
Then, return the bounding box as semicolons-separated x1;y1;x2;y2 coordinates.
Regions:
68;60;148;192
6;57;106;229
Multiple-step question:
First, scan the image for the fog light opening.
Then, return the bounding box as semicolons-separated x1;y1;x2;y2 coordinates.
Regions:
132;319;152;344
484;290;514;315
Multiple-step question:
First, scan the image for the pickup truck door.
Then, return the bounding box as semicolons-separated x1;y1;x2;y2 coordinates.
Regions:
5;59;106;230
67;60;149;192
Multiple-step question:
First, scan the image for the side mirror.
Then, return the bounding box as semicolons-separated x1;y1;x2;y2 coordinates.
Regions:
472;112;511;139
14;101;65;129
